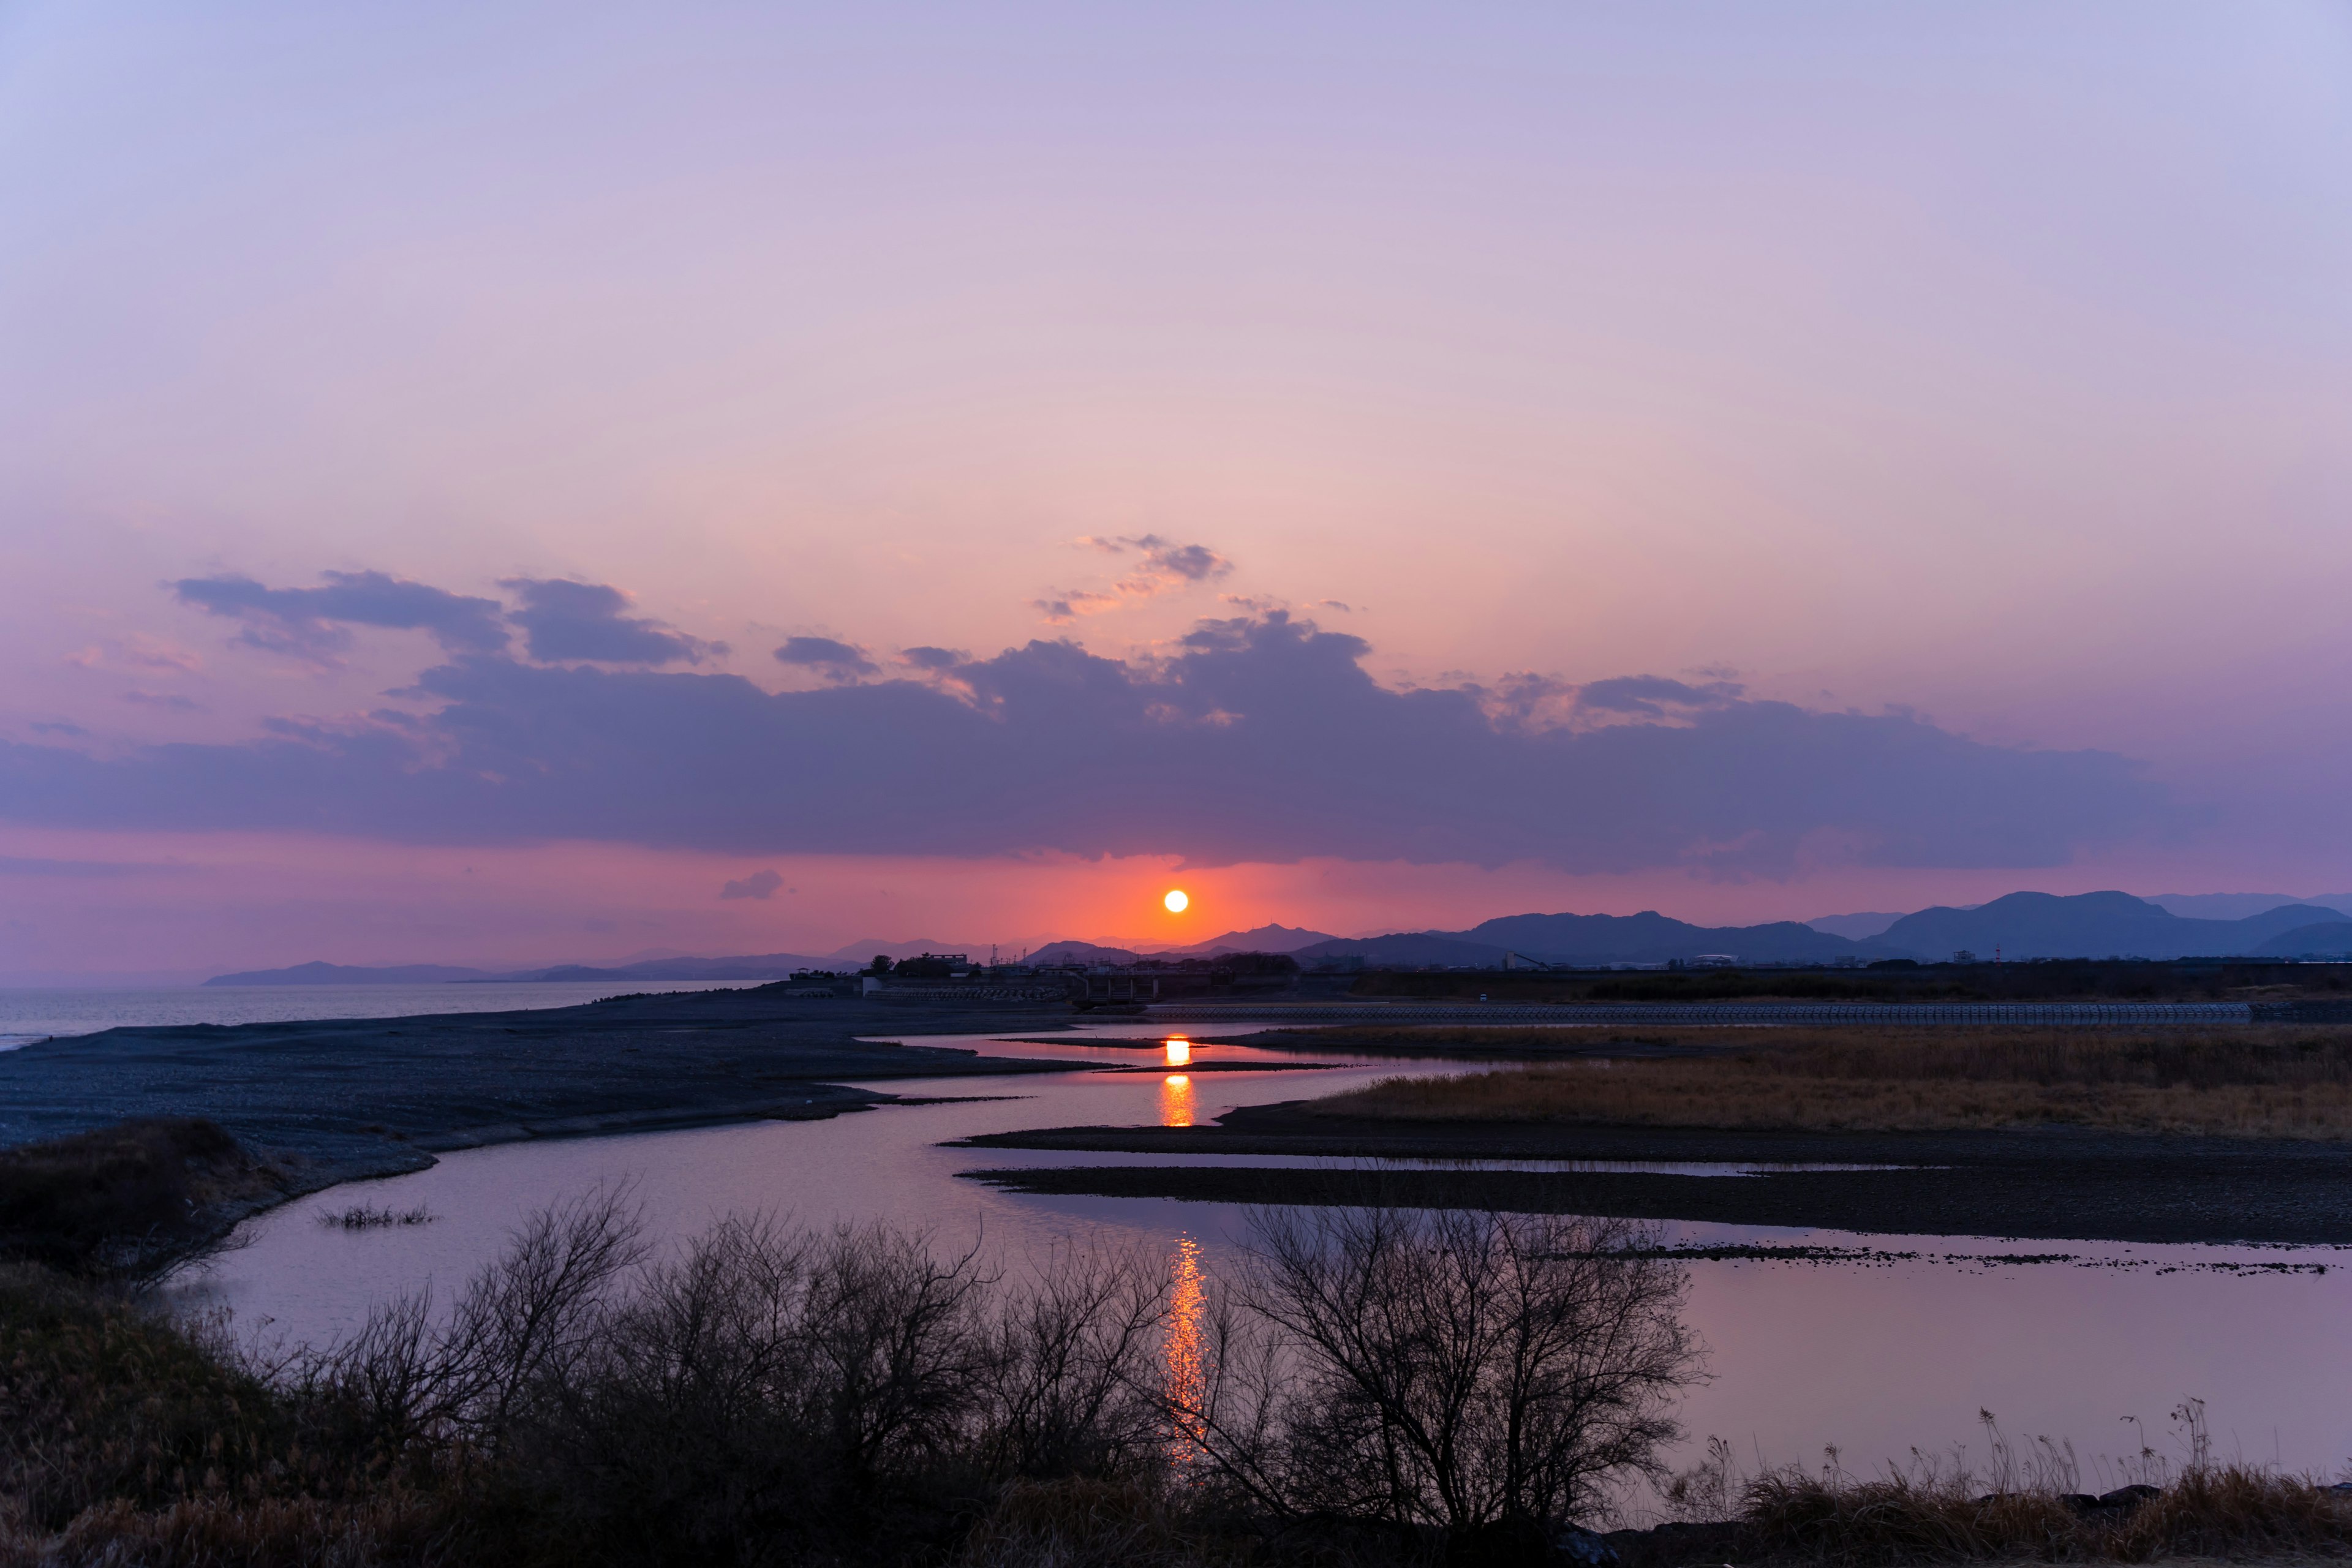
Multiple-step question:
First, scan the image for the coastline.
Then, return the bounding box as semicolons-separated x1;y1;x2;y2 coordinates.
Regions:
0;987;1109;1227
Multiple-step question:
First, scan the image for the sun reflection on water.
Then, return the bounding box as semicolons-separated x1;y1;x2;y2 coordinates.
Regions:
1166;1235;1207;1467
1159;1073;1193;1126
1164;1036;1192;1067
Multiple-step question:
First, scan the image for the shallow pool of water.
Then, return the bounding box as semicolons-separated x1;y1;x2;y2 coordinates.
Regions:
179;1028;2352;1488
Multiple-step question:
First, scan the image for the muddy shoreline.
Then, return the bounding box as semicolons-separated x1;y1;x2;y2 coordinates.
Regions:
953;1101;2352;1245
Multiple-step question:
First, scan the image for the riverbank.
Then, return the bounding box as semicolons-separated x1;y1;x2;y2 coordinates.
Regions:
1286;1025;2352;1137
0;987;1105;1195
955;1101;2352;1244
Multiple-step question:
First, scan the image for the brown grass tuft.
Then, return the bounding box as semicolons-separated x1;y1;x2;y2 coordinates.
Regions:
1310;1027;2352;1137
1738;1464;2352;1564
0;1118;285;1275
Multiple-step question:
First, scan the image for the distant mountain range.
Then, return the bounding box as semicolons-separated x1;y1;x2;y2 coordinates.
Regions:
1169;923;1340;956
1865;892;2351;962
2148;892;2352;922
997;926;1343;967
202;893;2352;986
1295;892;2352;968
1295;911;1869;969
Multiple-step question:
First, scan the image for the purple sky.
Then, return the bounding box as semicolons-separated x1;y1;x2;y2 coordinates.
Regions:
3;4;2350;976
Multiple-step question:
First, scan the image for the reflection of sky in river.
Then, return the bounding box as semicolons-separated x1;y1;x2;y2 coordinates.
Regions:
177;1028;2352;1490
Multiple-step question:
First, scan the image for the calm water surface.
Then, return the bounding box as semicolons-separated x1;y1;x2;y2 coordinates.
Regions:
183;1025;2352;1488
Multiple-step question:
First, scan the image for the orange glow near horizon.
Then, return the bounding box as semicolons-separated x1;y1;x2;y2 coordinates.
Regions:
1163;888;1189;913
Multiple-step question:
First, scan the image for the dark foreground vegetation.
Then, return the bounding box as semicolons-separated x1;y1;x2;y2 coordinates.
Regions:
0;1117;289;1275
2;1121;2347;1564
0;1170;1700;1566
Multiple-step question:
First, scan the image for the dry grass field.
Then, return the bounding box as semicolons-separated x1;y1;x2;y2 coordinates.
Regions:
1305;1027;2352;1138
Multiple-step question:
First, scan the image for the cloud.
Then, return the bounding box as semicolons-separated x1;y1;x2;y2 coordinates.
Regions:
174;570;508;662
899;646;965;671
1084;534;1234;585
29;721;87;737
503;578;722;665
1030;590;1120;624
774;636;878;679
121;690;202;712
1573;675;1743;719
1038;536;1235;620
64;635;203;675
0;582;2177;877
720;868;785;900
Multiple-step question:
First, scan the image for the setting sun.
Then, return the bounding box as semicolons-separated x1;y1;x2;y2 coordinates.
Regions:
1163;889;1189;913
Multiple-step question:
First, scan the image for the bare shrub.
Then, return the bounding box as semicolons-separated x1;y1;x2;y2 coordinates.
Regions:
304;1184;644;1457
1176;1207;1700;1545
511;1218;1173;1565
978;1238;1170;1481
517;1213;827;1563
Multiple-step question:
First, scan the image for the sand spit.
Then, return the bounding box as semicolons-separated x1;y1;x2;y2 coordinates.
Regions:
0;989;1097;1194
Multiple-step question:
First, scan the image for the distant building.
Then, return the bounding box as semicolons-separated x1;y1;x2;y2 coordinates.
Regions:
1692;954;1737;968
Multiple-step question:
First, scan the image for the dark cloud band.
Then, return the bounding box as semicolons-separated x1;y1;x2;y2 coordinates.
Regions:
7;588;2168;874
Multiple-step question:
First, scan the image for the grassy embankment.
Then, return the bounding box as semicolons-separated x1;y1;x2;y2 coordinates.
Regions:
1301;1027;2352;1138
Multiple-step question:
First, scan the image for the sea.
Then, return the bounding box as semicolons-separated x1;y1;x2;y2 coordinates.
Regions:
0;980;752;1052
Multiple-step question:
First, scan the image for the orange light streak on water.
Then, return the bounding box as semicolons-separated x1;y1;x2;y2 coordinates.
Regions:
1159;1073;1193;1126
1166;1234;1207;1467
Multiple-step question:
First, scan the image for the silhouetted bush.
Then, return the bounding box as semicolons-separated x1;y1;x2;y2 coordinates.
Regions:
0;1118;278;1275
1175;1208;1699;1551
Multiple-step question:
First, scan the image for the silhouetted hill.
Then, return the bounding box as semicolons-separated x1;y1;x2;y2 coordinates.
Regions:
203;960;494;986
1167;924;1340;956
1299;911;1876;967
1294;933;1512;967
1875;892;2348;961
1460;911;1868;965
2149;893;2352;921
2252;922;2352;959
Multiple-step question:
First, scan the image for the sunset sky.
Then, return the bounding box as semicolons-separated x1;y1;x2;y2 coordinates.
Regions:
4;3;2350;978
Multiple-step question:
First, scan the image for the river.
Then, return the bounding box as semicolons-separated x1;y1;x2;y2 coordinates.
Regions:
178;1024;2352;1493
